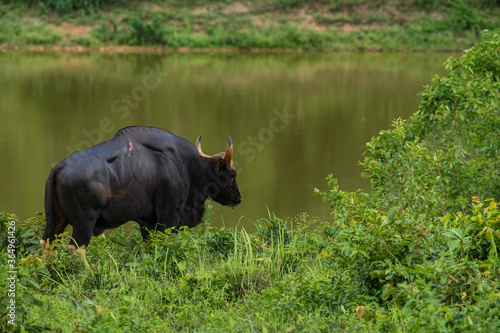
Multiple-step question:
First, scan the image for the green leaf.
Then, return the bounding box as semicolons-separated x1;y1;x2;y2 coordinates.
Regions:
447;239;461;251
71;300;77;311
78;302;90;319
471;214;483;225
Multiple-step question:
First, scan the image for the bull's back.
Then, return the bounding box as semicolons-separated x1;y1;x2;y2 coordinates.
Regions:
114;126;197;159
53;126;198;223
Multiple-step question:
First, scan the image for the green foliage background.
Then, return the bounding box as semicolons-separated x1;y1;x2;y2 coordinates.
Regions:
0;0;499;50
1;29;500;333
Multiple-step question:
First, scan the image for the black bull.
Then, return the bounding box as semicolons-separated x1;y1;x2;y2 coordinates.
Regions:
41;126;241;257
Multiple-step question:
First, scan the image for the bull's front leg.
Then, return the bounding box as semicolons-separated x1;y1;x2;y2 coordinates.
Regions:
138;218;173;242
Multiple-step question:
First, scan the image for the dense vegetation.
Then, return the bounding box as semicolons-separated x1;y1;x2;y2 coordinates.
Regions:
1;30;499;331
0;0;499;50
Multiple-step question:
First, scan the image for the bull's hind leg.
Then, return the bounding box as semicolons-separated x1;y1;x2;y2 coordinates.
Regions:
41;213;69;255
69;211;99;260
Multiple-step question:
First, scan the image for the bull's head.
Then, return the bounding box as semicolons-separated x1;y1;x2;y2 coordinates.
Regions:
196;136;241;208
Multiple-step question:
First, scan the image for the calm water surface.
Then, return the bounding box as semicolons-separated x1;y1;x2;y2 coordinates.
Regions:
0;51;453;228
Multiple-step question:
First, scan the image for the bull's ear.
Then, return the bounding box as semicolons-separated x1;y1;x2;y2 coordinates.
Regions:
196;135;210;158
223;136;233;167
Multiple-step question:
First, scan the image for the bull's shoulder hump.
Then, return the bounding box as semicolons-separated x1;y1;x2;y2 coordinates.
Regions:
113;126;175;140
62;149;107;166
113;126;195;152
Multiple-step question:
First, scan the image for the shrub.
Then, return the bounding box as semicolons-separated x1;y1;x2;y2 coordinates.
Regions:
314;29;500;329
363;29;500;218
206;227;235;256
129;16;166;46
23;0;127;13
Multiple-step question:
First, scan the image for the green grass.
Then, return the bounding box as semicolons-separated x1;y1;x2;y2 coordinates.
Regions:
0;6;61;45
1;212;370;331
90;19;481;51
1;198;500;331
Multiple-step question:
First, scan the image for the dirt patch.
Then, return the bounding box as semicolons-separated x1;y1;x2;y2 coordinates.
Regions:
299;18;327;32
49;22;93;39
191;6;210;15
297;7;326;32
192;23;207;34
222;2;250;15
340;23;358;33
428;12;444;20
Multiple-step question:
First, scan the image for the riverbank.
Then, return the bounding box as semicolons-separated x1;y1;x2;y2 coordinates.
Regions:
1;0;499;51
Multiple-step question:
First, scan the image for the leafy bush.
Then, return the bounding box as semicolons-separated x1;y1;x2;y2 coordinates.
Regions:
314;29;500;329
255;213;291;247
20;0;127;13
205;226;235;256
363;29;500;218
129;16;166;46
143;227;199;276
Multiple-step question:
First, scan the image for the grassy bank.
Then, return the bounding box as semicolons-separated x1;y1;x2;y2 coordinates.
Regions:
1;31;499;331
1;0;499;51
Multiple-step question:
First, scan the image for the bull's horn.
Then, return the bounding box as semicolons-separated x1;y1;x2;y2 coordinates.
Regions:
223;136;233;167
196;136;210;158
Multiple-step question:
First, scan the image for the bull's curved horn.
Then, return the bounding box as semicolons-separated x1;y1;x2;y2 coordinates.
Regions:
223;136;233;167
196;136;210;158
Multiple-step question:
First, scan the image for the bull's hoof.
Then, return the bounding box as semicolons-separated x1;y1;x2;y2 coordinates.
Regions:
68;244;87;260
40;239;55;256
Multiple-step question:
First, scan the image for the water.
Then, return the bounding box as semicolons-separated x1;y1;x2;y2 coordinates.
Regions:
0;51;454;228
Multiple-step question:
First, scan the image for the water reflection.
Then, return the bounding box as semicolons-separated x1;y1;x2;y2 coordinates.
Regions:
0;51;453;227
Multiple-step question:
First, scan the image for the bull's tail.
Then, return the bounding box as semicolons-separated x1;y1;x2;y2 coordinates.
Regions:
41;165;65;255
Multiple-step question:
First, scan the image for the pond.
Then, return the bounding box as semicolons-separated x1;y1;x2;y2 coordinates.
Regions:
0;51;453;229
